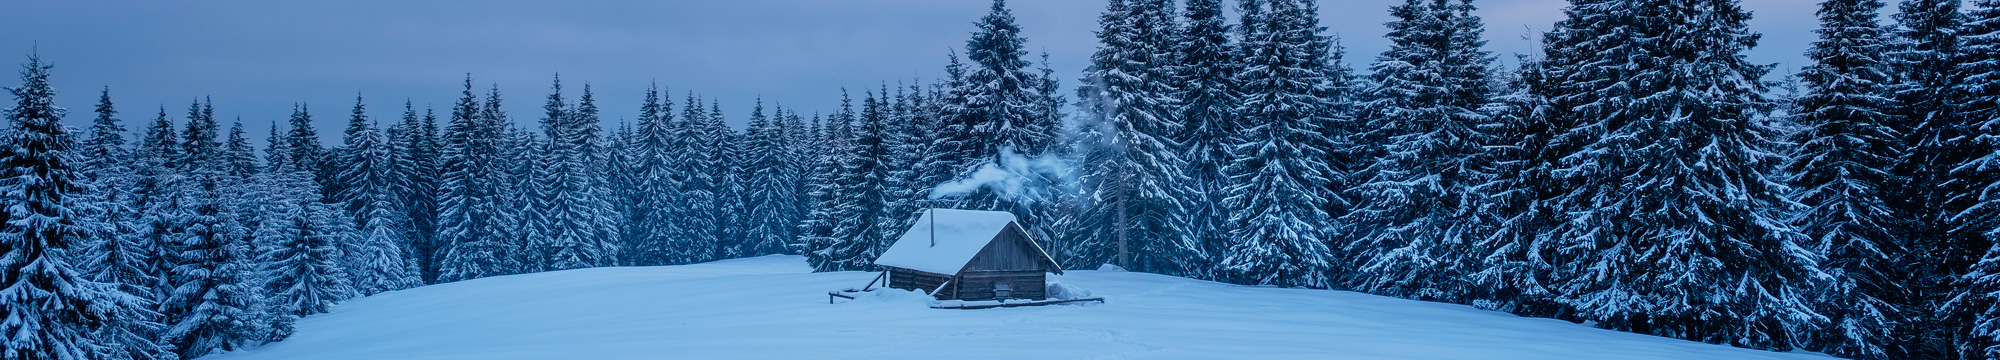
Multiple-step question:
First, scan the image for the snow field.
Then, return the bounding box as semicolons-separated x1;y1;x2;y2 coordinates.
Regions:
205;255;1830;360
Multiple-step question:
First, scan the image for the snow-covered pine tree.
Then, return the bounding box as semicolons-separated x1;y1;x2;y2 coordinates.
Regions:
0;53;145;360
1216;0;1339;288
1074;0;1193;275
1948;2;2000;358
164;99;272;358
540;82;617;270
258;194;352;317
77;86;175;360
738;100;797;257
1883;5;1966;352
623;84;681;266
1785;0;1904;357
223;121;258;178
798;94;855;271
1540;0;1824;350
1172;0;1236;280
822;91;895;271
938;0;1068;256
339;116;417;295
282;103;337;203
389;101;441;283
1468;55;1568;317
1339;0;1495;302
710;101;747;259
177;98;219;171
437;77;515;282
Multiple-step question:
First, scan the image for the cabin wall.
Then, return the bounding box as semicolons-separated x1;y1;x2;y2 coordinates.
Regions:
954;271;1047;301
886;267;954;299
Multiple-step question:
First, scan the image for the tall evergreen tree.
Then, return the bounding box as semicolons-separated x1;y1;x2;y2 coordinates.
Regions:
0;54;142;360
625;84;681;266
1339;0;1495;302
1216;0;1341;288
1785;0;1904;357
437;77;514;282
1075;0;1194;274
738;100;798;257
223;121;257;178
1172;0;1237;279
1540;0;1824;350
1883;3;1969;353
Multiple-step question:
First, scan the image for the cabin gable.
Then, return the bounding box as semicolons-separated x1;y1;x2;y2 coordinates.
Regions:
959;222;1061;274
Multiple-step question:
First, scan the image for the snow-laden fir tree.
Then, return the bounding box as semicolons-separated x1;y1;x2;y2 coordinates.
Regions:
538;81;617;270
0;54;146;360
1949;2;2000;358
1786;0;1905;357
814;92;895;272
223;121;257;178
738;100;799;257
340;117;418;295
623;84;682;266
257;174;352;317
1074;0;1194;275
1171;0;1236;280
1884;6;1968;352
1539;0;1825;350
77;87;177;360
437;78;516;282
1467;55;1568;317
177;99;218;171
798;94;854;271
709;101;747;259
163;97;274;358
1216;0;1341;288
389;102;441;283
1339;0;1495;302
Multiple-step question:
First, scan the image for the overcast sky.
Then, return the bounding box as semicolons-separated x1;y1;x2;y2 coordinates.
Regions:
3;0;1819;143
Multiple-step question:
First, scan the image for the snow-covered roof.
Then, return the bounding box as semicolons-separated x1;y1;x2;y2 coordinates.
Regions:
872;209;1053;275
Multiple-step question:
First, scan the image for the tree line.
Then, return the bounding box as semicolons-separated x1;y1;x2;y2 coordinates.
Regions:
7;0;2000;359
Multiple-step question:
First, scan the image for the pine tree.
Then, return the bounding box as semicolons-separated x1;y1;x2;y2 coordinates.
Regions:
339;114;417;295
177;98;219;171
738;100;798;257
223;121;257;178
77;86;176;360
1541;0;1824;350
540;81;617;270
1339;0;1495;302
1172;0;1236;280
394;104;442;284
1884;6;1966;353
437;77;515;282
0;54;145;360
1074;0;1194;275
163;159;269;358
625;84;681;266
1212;0;1340;288
1786;0;1904;357
258;195;352;317
815;92;895;272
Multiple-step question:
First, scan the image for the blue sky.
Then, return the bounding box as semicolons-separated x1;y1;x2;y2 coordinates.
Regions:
3;0;1819;142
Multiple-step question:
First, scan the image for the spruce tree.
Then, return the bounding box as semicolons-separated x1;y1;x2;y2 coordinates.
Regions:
1885;7;1967;353
1217;0;1340;288
738;100;797;257
626;84;681;266
1075;0;1194;275
540;81;616;270
1786;0;1904;357
0;54;142;360
1339;0;1495;302
1541;0;1823;350
223;121;257;178
1172;0;1236;280
437;77;514;282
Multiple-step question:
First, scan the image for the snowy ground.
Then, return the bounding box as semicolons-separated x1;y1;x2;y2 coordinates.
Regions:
204;255;1829;360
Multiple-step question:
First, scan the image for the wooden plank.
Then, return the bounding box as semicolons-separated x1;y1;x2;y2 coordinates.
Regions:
930;297;1105;310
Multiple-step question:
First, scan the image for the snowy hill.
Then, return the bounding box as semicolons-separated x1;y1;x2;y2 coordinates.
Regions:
203;255;1829;360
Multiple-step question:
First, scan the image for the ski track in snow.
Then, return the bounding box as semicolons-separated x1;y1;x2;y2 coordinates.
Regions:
203;255;1831;360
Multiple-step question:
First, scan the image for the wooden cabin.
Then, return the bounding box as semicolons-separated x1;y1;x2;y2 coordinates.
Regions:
872;209;1064;301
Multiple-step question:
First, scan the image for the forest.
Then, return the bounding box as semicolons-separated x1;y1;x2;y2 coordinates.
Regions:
3;0;2000;359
